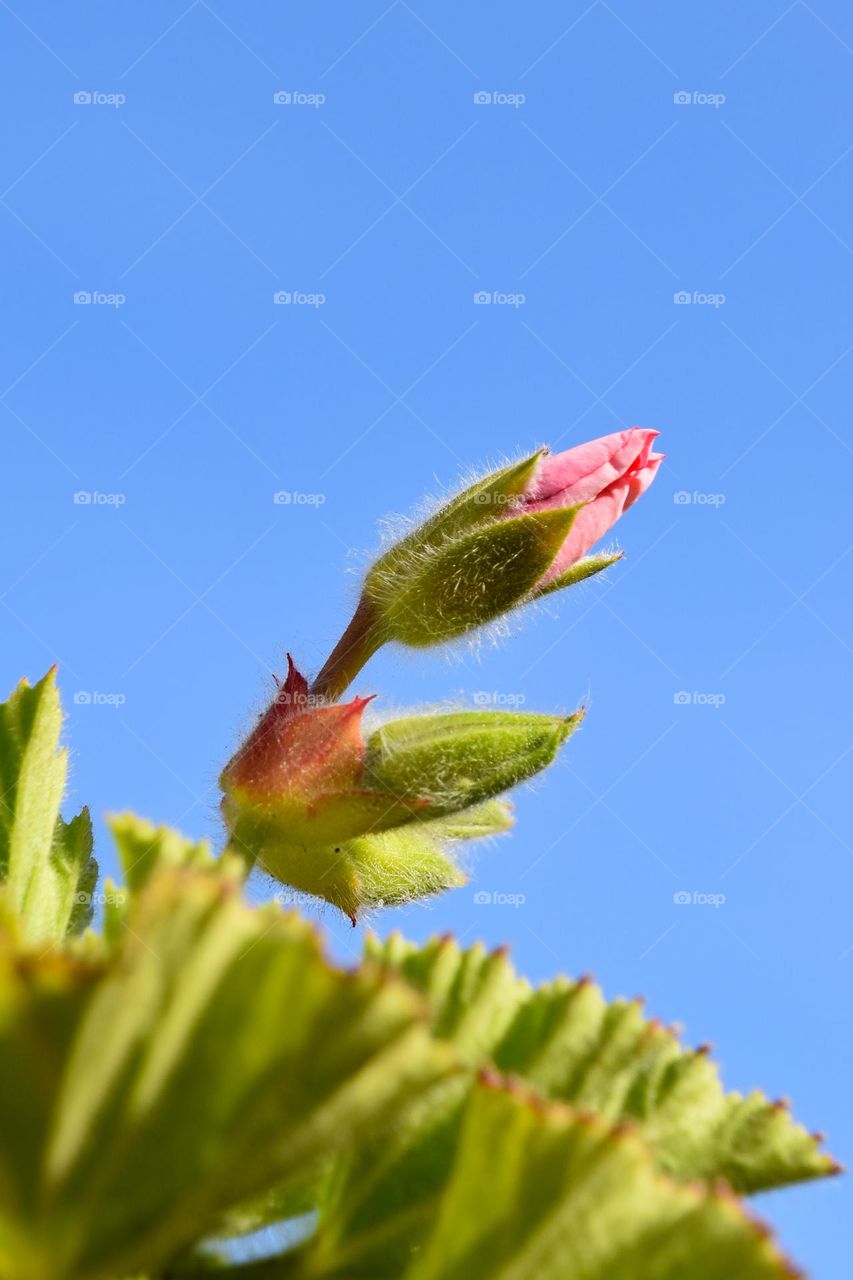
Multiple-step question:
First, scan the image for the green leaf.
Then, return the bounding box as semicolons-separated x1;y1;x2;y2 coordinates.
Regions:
406;1079;800;1280
0;669;97;945
58;807;97;936
110;811;219;893
369;934;837;1192
0;847;456;1280
285;936;833;1276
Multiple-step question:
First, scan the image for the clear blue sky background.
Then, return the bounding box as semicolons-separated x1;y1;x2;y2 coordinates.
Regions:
2;2;852;1274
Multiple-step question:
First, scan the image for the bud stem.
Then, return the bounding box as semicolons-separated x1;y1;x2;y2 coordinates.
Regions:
311;596;384;702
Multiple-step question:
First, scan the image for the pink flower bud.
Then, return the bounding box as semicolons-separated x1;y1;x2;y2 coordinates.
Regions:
519;428;663;586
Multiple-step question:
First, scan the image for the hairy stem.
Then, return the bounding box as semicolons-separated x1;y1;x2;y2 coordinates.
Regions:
311;596;384;702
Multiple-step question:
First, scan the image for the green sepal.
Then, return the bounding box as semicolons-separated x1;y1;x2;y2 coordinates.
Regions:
366;506;579;647
533;549;624;598
364;710;582;819
254;800;514;922
425;798;514;841
373;451;544;576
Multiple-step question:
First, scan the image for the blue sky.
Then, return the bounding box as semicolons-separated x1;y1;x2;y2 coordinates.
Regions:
2;2;852;1273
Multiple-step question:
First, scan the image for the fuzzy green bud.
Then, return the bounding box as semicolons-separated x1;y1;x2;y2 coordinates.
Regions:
365;506;580;648
363;709;583;818
221;658;577;921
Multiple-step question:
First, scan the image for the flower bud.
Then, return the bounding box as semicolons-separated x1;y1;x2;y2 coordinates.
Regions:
359;429;661;649
220;659;577;919
220;656;411;853
363;709;582;818
366;505;580;648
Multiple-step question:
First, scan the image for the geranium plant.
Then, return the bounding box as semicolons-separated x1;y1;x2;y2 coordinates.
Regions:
0;430;837;1280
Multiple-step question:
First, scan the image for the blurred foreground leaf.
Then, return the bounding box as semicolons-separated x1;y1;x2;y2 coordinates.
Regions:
0;830;455;1280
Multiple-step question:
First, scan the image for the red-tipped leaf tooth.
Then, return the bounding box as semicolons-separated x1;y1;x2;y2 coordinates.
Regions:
532;1094;558;1119
608;1120;637;1140
642;1015;669;1037
477;1067;504;1090
711;1180;742;1206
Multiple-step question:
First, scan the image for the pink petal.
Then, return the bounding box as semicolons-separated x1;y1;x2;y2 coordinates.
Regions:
541;453;664;582
528;428;660;509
